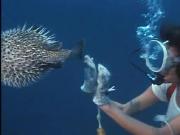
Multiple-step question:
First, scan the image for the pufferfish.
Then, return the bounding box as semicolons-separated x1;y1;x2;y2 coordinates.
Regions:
1;25;84;88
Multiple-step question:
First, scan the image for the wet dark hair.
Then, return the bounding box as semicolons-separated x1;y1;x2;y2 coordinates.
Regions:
160;24;180;52
176;63;180;79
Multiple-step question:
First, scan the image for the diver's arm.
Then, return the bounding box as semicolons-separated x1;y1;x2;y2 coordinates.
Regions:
110;85;159;115
99;104;180;135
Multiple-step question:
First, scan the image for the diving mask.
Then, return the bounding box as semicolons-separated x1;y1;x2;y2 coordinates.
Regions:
145;40;180;74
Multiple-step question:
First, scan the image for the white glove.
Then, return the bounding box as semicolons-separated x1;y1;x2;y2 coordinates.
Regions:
93;64;116;106
81;55;116;106
81;55;97;93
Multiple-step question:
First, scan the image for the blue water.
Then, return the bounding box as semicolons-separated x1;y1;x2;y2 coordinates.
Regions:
1;0;180;135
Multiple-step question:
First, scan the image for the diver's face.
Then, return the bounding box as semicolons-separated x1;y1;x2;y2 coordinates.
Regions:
163;46;180;83
163;67;179;84
167;46;180;57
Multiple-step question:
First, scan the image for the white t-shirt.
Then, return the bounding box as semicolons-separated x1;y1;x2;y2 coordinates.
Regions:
152;83;180;122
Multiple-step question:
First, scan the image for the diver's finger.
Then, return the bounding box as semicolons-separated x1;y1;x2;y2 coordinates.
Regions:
90;57;94;61
84;55;92;63
108;86;116;92
84;55;96;69
84;55;94;63
84;55;90;62
98;64;111;78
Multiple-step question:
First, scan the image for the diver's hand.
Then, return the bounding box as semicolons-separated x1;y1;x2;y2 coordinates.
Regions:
96;64;116;92
93;64;116;106
80;55;116;106
81;55;97;93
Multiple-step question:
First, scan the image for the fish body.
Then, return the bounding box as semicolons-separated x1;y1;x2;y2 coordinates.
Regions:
1;25;83;88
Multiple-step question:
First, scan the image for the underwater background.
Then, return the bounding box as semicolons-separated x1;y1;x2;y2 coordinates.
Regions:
1;0;180;135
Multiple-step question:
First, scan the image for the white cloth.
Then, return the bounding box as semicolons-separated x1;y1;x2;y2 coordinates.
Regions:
152;83;180;122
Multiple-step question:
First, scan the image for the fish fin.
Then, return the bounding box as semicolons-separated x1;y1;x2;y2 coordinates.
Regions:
70;39;85;60
39;62;63;70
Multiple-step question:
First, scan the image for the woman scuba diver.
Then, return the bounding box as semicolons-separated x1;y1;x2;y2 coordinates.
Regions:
81;24;180;135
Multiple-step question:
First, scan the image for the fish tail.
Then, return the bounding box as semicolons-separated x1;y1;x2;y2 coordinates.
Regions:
70;39;85;60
